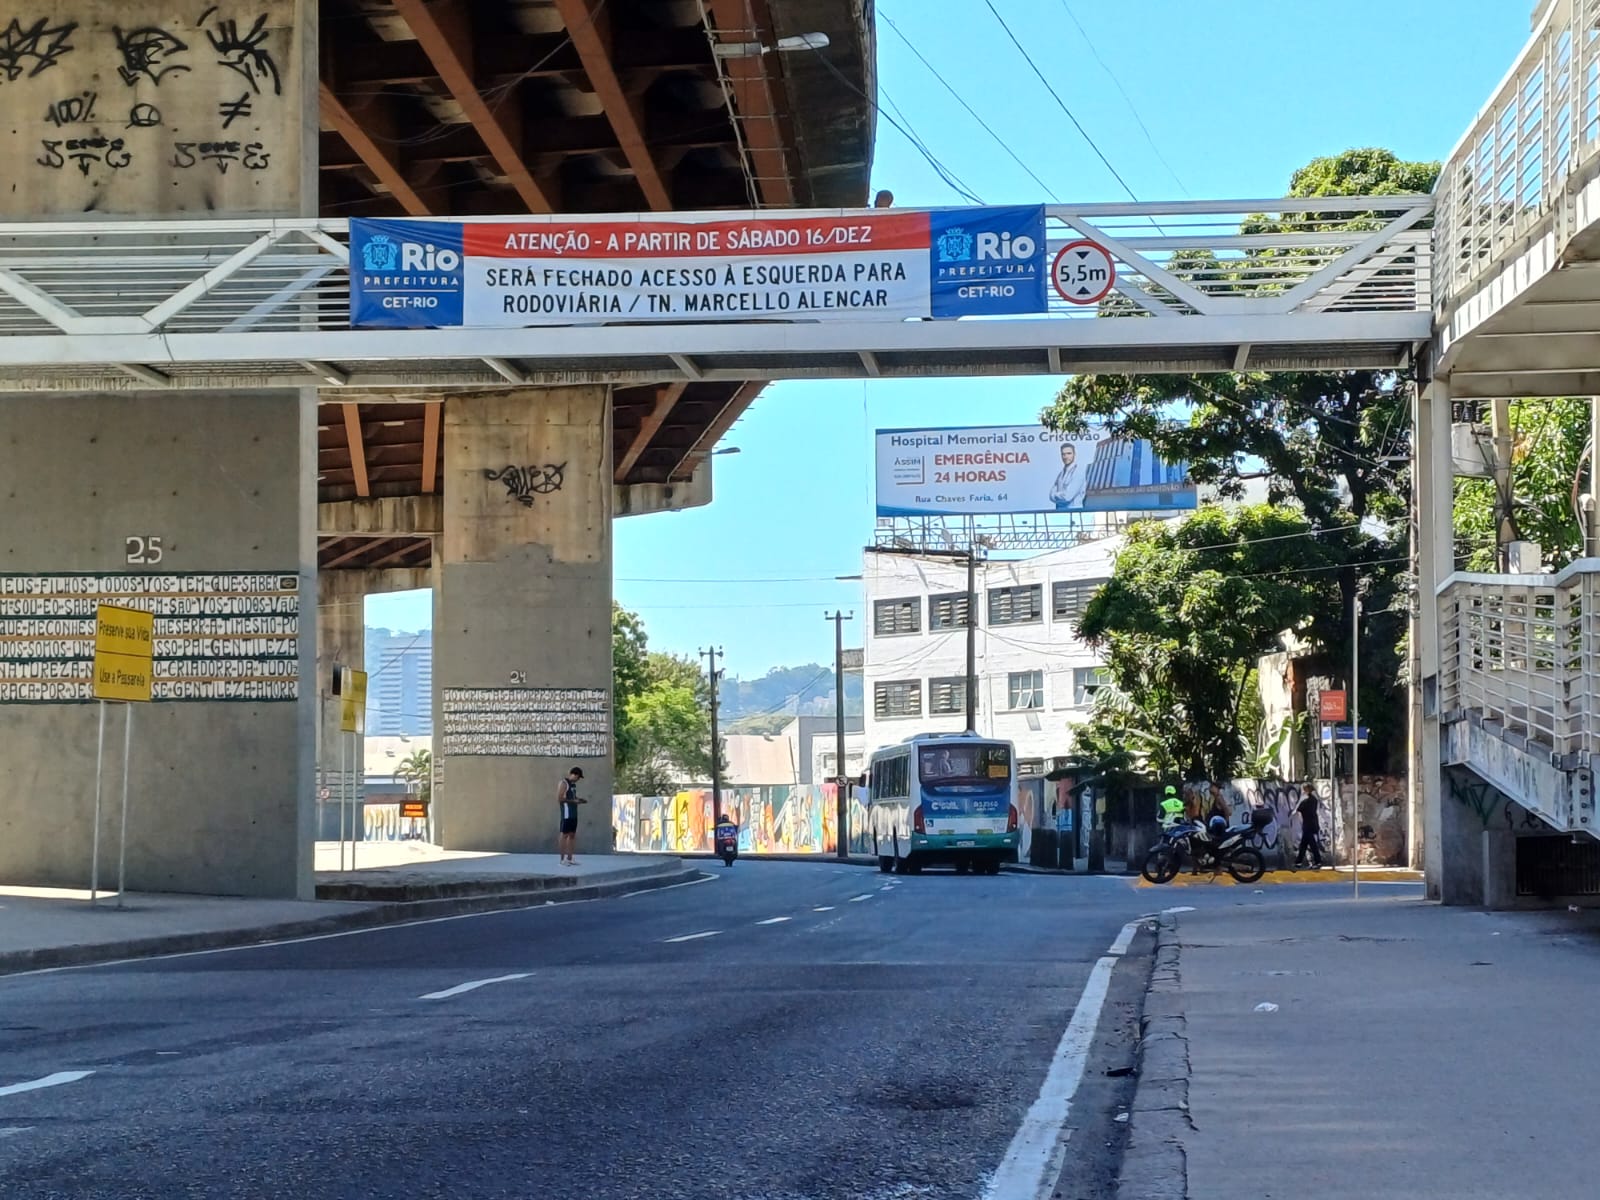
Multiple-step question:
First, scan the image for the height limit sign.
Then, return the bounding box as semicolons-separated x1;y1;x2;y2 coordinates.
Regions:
1052;239;1116;305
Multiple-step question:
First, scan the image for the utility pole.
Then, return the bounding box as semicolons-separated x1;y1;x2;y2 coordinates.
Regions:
1351;595;1361;901
701;647;724;826
826;611;854;859
965;549;979;733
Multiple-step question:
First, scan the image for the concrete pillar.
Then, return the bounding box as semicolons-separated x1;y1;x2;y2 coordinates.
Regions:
1419;376;1456;901
317;572;367;843
315;565;433;841
0;2;319;897
0;391;319;897
434;387;615;854
1483;828;1517;908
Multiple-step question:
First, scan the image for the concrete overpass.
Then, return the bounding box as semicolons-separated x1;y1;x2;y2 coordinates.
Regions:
0;0;874;898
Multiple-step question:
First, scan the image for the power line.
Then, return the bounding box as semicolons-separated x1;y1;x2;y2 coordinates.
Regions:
1054;0;1189;197
880;10;1061;201
807;48;985;204
979;0;1142;205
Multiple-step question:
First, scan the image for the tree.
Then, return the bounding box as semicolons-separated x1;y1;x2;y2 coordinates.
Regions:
395;747;432;802
611;604;718;793
1076;506;1344;781
1043;149;1438;768
612;602;650;770
1454;398;1590;571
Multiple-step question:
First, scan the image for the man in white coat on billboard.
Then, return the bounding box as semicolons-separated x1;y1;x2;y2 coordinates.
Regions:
1049;442;1090;510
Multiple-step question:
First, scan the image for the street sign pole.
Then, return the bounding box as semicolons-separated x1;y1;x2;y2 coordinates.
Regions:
1352;595;1362;901
116;703;132;909
90;699;106;906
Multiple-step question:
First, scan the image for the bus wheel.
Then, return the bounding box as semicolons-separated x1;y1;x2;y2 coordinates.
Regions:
878;855;893;874
984;858;1002;876
892;840;911;874
907;857;923;875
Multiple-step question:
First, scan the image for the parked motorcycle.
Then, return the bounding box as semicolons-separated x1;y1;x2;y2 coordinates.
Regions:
1142;809;1271;884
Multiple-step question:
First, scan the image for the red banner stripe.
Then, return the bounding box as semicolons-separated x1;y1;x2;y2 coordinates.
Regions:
463;213;931;259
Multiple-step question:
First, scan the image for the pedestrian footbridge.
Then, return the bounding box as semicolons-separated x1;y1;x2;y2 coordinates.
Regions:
2;0;1598;908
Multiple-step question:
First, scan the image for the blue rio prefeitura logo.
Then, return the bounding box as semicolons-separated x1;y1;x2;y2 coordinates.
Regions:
937;226;974;263
361;234;400;272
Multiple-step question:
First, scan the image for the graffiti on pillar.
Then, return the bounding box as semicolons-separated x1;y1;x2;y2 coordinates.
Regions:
484;464;567;507
0;18;77;82
199;9;281;96
0;1;296;217
113;24;192;86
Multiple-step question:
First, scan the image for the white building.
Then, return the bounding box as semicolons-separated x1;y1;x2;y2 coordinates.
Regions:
860;539;1123;773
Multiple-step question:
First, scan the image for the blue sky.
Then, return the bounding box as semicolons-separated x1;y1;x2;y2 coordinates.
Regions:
370;0;1531;676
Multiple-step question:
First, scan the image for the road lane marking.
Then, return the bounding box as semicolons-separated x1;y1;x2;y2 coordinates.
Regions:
848;894;872;902
0;1127;34;1138
813;906;834;912
1;872;717;983
418;973;531;1001
755;917;791;926
0;1070;94;1098
981;919;1140;1200
663;930;721;943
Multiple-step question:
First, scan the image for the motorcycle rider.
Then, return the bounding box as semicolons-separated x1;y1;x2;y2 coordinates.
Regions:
1159;785;1186;829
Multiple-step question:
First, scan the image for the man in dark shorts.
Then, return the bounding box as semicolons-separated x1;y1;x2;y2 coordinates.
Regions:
557;767;586;865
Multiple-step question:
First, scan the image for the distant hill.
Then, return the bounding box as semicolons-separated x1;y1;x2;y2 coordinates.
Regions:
721;663;863;733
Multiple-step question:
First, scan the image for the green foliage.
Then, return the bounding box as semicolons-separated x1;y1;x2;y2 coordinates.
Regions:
1077;505;1343;781
613;605;716;793
395;748;432;802
1454;398;1590;572
1251;711;1306;780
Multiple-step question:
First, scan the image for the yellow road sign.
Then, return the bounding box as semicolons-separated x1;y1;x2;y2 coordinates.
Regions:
95;604;153;658
93;605;153;703
340;668;368;733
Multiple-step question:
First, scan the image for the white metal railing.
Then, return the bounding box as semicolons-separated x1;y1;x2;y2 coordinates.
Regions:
1439;558;1600;762
0;198;1433;341
1434;0;1600;310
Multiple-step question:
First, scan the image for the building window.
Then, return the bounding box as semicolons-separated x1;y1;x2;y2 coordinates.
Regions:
1007;669;1044;710
874;596;920;636
875;679;922;718
929;591;973;631
988;584;1043;626
1053;578;1108;624
929;676;968;715
1074;666;1111;706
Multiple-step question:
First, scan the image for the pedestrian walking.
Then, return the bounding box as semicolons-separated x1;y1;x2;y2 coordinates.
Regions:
1294;790;1324;868
557;766;586;866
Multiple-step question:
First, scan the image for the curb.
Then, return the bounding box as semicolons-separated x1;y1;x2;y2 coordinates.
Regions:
316;858;681;901
1115;911;1192;1200
670;852;880;868
0;864;703;977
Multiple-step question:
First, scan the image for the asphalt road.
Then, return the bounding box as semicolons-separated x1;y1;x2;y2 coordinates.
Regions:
0;863;1181;1200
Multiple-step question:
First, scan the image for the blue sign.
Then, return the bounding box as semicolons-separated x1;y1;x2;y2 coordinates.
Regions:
928;206;1048;318
350;219;464;328
1319;725;1371;744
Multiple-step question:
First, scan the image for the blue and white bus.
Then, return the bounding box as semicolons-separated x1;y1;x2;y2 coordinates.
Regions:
864;733;1019;875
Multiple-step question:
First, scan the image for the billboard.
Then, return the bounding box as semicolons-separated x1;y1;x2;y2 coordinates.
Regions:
349;206;1047;329
875;424;1196;517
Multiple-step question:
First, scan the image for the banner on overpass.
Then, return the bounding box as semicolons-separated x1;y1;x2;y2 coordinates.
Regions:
349;207;1048;329
875;424;1197;517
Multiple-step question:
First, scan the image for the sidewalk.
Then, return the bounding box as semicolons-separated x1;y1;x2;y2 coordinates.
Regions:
1118;895;1600;1200
0;845;690;975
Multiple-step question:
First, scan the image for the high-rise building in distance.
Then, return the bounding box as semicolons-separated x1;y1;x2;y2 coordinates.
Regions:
364;628;433;735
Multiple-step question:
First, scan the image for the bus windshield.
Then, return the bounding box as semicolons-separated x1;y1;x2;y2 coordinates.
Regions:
918;742;1011;790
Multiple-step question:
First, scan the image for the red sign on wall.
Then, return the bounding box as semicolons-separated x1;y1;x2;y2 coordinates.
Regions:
1319;691;1348;722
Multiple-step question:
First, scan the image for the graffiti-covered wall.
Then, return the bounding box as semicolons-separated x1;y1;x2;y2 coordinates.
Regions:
614;786;875;856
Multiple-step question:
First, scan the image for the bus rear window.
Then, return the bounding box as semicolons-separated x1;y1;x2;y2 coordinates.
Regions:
918;743;1011;784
